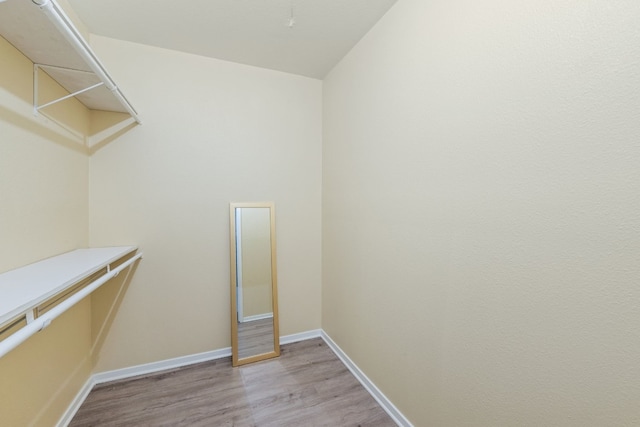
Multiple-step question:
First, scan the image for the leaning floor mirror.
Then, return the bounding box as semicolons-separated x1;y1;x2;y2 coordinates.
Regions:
229;202;280;366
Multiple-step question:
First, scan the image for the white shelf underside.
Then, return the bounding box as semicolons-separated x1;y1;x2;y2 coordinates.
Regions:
0;0;134;114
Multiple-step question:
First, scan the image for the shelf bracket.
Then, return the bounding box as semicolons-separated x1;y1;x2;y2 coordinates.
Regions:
32;0;141;124
33;63;105;116
25;309;35;325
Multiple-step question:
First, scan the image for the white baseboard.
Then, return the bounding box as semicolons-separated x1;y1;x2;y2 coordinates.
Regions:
241;312;273;322
91;329;323;387
58;329;411;427
56;376;95;427
321;331;413;427
57;346;233;427
93;346;232;385
59;329;321;426
280;328;322;344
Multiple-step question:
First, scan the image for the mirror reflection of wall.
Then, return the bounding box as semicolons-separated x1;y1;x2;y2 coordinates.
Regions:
230;202;280;366
237;208;272;322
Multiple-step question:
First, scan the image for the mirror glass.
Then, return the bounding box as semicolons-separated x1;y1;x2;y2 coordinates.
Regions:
230;202;279;366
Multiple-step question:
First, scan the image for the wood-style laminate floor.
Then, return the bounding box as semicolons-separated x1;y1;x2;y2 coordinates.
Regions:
70;338;397;427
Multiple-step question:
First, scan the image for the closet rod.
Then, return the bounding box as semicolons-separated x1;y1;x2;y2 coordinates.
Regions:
0;252;142;359
32;0;142;124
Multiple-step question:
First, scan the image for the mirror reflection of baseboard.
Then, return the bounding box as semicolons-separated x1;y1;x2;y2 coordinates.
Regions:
229;202;280;366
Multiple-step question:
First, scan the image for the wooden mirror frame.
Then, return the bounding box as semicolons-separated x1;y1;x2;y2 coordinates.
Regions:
229;202;280;366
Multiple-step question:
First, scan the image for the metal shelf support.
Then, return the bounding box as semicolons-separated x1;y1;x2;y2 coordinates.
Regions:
33;63;105;115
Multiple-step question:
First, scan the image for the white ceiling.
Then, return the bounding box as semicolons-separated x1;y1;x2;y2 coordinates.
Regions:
66;0;398;79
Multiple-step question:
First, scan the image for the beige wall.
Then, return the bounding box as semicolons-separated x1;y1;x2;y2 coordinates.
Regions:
88;36;322;372
322;0;640;425
0;36;90;427
4;1;639;425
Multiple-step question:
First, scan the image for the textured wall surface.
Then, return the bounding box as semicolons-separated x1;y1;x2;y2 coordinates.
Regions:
0;36;90;427
88;35;322;372
322;0;640;425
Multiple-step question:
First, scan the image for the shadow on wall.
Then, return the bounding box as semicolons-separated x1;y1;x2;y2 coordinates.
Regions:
0;104;137;156
1;36;139;155
0;105;87;154
90;257;141;366
88;110;138;155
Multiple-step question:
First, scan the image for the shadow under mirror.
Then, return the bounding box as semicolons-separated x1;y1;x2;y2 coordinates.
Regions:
230;202;279;366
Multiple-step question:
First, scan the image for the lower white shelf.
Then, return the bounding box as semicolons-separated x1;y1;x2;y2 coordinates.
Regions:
0;246;142;358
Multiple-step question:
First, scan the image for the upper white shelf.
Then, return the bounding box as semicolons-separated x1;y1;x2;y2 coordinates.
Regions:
0;0;140;122
0;246;137;326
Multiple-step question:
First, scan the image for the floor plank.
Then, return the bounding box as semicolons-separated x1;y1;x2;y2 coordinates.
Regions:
70;338;397;426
